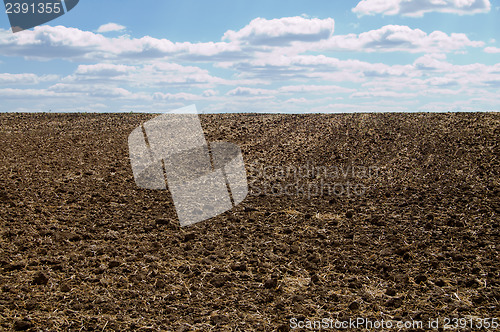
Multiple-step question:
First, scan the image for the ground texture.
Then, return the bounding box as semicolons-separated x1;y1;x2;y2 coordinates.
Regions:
0;113;499;331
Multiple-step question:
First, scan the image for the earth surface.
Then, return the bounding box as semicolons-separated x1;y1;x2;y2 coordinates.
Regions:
0;112;499;331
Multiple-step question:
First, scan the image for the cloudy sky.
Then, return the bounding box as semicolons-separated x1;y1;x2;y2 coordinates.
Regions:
0;0;498;113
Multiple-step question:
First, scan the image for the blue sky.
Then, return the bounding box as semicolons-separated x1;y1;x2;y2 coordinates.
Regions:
0;0;498;113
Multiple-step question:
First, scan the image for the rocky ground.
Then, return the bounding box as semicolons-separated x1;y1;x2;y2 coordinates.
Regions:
0;112;498;331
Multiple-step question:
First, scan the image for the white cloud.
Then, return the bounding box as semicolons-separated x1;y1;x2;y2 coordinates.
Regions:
48;83;136;98
279;85;356;94
0;25;238;62
202;89;219;97
317;25;484;53
152;92;201;101
360;55;500;94
350;90;417;98
226;87;273;96
75;64;133;76
413;53;452;70
220;85;355;101
353;0;491;17
484;46;500;53
222;16;334;46
0;73;58;85
64;61;234;88
284;97;309;104
227;54;415;83
0;88;58;98
97;23;126;33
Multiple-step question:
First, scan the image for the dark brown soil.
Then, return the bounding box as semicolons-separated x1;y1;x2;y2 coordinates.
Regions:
0;112;498;331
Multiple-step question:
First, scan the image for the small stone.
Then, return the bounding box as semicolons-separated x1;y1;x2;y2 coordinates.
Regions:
210;275;227;288
32;272;49;285
395;247;409;256
5;263;24;271
24;300;37;311
447;218;465;227
310;274;320;284
380;248;392;256
348;301;360;311
277;324;290;332
13;320;32;331
329;219;339;227
155;218;170;225
263;278;278;289
393;274;409;284
370;215;385;226
56;231;80;242
109;260;120;268
348;279;362;289
385;297;403;308
230;263;247;272
60;283;71;292
472;295;485;305
183;232;196;242
434;279;446;287
464;278;479;287
385;288;397;296
289;245;299;254
155;279;166;289
415;274;428;284
291;294;304;302
210;314;228;326
177;325;190;332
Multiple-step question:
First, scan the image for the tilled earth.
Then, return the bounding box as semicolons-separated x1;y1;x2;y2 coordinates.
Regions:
0;112;499;331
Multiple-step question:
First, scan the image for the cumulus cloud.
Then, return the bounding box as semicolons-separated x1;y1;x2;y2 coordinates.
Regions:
202;89;218;97
0;73;58;85
279;85;356;94
318;25;484;53
228;54;415;83
353;0;491;17
222;85;357;101
97;23;126;33
152;92;201;101
136;62;231;87
0;26;115;60
63;61;234;88
0;25;238;61
48;83;135;98
350;90;417;98
0;22;483;66
0;88;58;98
222;16;334;46
484;46;500;53
226;87;273;96
75;64;133;76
